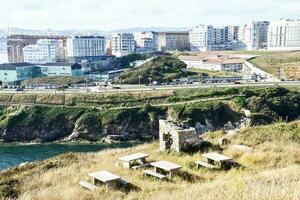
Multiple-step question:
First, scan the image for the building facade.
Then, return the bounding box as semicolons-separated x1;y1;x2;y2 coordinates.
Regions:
38;63;82;77
133;31;159;52
268;19;300;50
179;55;244;72
158;31;190;52
0;63;41;84
23;39;60;64
67;36;106;63
7;35;67;63
238;21;270;50
111;33;136;57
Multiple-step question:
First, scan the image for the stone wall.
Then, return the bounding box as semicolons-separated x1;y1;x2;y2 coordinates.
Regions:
159;120;200;152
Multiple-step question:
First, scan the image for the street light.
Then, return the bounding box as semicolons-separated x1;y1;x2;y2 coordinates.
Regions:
138;75;142;87
148;77;152;86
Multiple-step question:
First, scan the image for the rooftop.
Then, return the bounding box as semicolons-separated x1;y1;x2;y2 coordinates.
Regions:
0;62;36;70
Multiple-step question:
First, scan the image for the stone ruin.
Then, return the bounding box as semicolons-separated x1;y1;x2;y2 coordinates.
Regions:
159;120;203;152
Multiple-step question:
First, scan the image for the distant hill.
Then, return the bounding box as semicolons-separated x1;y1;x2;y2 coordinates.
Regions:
110;27;190;33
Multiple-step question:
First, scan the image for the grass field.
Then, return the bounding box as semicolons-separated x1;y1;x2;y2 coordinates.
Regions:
1;120;299;200
248;51;300;80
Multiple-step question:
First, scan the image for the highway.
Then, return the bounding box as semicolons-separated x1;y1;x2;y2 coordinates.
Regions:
0;81;299;94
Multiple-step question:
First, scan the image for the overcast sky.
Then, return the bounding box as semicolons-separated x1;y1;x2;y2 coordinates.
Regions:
1;0;300;31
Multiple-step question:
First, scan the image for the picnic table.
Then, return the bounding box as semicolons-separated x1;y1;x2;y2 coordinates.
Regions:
151;161;182;178
119;153;149;168
88;170;121;188
201;152;234;169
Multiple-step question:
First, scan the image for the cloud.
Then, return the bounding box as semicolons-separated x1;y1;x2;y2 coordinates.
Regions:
0;0;299;30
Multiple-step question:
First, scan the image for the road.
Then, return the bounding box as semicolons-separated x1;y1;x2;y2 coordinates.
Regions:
0;81;299;94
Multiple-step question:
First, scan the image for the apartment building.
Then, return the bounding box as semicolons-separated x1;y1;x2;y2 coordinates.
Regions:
67;36;106;63
133;31;159;52
158;31;190;52
111;33;136;57
268;19;300;50
23;39;60;64
189;25;243;51
238;21;269;50
7;35;67;63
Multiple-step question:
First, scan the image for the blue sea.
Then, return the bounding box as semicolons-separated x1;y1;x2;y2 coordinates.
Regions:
0;142;135;171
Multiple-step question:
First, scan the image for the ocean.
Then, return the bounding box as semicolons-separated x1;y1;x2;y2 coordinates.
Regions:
0;142;135;171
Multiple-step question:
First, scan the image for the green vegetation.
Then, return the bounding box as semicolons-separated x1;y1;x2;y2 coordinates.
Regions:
118;53;154;68
1;120;299;200
119;55;192;84
248;51;300;79
22;76;87;86
238;87;300;122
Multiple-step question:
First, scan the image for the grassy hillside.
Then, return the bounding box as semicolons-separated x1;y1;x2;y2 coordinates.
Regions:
1;120;299;200
119;55;191;84
248;51;300;80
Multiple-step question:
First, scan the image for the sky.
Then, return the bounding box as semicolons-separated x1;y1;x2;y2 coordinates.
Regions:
1;0;300;31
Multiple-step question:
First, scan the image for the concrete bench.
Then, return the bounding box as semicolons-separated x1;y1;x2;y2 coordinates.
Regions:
144;170;166;180
132;163;151;170
79;180;96;191
195;161;216;169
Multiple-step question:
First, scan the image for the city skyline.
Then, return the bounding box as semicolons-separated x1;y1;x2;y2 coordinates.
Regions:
0;0;300;31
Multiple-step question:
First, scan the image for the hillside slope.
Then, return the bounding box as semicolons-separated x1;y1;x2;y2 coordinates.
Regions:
1;120;299;200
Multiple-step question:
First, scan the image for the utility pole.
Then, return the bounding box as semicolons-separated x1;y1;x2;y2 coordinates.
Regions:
138;75;142;87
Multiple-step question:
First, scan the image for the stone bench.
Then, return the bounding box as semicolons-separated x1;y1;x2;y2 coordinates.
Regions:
195;161;217;169
144;170;166;180
132;163;151;170
79;180;96;191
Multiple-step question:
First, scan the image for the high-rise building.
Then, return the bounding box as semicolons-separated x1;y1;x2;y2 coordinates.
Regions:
67;36;106;63
158;31;190;52
238;21;269;50
7;35;67;63
224;26;239;42
23;39;60;64
133;31;159;52
111;33;136;57
268;19;300;50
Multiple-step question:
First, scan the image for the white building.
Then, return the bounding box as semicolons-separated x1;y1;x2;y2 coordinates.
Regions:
133;31;159;52
111;33;136;57
67;36;106;62
179;55;244;72
238;21;269;50
190;25;242;51
189;25;215;51
23;39;60;64
268;19;300;50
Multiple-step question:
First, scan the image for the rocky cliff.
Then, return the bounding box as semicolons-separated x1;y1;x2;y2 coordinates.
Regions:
0;101;242;143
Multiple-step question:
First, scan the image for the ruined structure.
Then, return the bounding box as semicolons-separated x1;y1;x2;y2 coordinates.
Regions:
159;120;202;152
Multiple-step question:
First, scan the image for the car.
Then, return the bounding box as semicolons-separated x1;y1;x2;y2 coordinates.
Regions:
15;88;23;92
112;86;121;89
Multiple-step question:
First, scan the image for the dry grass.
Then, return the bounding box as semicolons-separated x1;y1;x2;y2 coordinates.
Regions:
16;139;299;200
1;121;299;200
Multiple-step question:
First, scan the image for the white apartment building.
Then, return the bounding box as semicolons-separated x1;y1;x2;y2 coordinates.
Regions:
67;36;106;62
23;39;60;64
111;33;136;57
133;31;159;52
268;19;300;50
238;21;269;50
189;25;215;51
190;25;242;51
